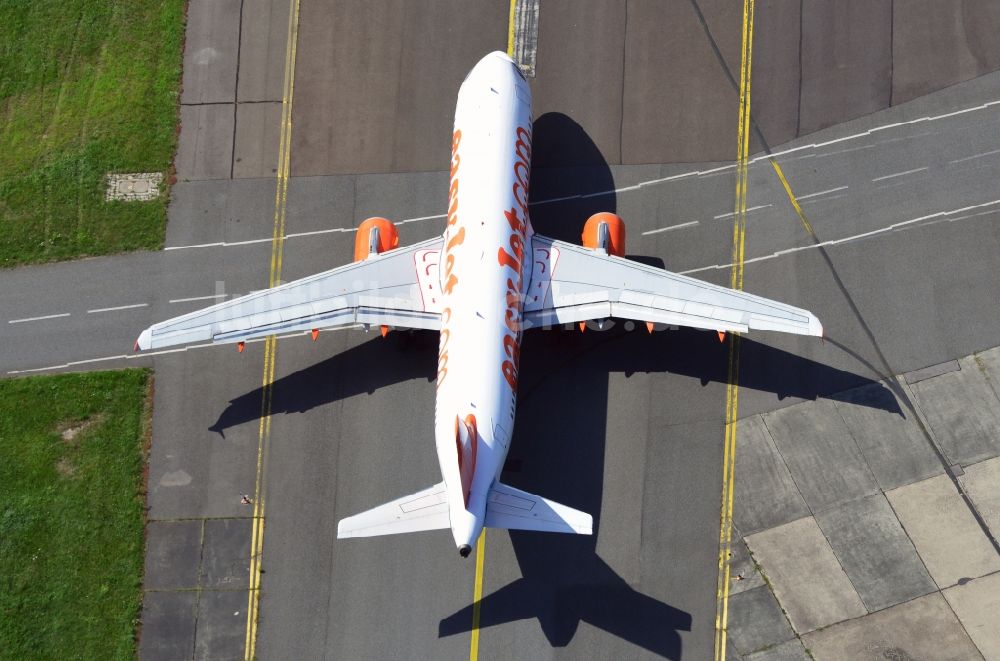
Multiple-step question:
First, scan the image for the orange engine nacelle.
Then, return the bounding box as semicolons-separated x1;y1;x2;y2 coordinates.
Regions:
354;217;399;262
582;212;626;257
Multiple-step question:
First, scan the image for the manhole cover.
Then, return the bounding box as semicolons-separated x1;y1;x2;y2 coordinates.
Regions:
105;172;163;201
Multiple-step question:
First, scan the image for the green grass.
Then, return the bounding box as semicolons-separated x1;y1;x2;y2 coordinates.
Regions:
0;0;186;267
0;370;151;660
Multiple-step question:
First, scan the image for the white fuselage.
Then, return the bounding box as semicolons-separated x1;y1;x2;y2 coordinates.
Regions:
434;52;534;552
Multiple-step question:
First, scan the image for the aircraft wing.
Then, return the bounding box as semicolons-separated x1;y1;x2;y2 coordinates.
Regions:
136;237;445;350
523;234;823;337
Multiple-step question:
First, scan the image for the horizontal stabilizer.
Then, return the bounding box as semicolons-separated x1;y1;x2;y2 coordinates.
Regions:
485;482;592;534
337;482;450;538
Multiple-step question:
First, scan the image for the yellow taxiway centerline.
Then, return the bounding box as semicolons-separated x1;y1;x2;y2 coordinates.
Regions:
715;1;754;660
244;0;301;658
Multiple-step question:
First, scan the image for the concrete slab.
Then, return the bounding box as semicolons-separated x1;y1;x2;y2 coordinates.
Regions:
763;399;879;513
194;589;248;661
176;105;235;181
976;347;1000;398
533;0;625;165
182;0;241;104
138;591;197;661
595;370;648;585
802;592;983;661
943;571;1000;661
886;474;1000;588
746;517;866;634
747;0;801;151
622;0;739;163
892;0;1000;105
166;179;279;249
233;102;282;179
908;355;1000;467
353;171;449;228
815;494;935;612
727;585;795;656
834;382;942;490
147;352;268;521
799;0;892;135
904;359;961;384
959;457;1000;541
237;0;289;102
284;175;358;239
200;518;252;590
728;536;765;596
144;520;203;590
733;415;810;536
291;0;507;175
746;639;810;661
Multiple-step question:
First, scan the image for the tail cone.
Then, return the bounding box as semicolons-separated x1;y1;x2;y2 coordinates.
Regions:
459;544;472;558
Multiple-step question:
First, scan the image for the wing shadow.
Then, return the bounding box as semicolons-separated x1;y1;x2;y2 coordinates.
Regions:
206;112;900;658
208;325;900;437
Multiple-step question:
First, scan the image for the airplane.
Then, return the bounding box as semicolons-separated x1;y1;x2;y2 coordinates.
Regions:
135;51;823;558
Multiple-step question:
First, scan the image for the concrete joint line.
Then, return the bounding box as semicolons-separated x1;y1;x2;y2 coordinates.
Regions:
895;376;1000;555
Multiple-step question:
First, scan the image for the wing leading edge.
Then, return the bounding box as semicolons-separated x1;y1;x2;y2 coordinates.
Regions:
136;237;444;351
523;234;823;337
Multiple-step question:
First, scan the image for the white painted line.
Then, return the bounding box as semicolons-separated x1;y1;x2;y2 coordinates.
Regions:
680;197;1000;275
797;185;849;201
164;237;273;251
813;144;875;160
160;98;1000;254
169;294;226;304
872;167;928;183
761;99;1000;164
642;221;700;236
799;193;849;206
6;328;335;375
8;312;71;324
949;148;1000;165
713;204;772;220
87;303;148;314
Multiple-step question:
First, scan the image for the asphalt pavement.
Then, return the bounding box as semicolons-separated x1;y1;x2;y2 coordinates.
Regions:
3;1;1000;660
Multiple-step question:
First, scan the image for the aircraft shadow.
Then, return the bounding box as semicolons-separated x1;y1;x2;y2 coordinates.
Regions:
207;327;898;438
210;113;899;658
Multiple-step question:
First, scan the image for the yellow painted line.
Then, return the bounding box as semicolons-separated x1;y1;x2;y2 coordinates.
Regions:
244;0;301;658
715;1;754;660
468;531;487;660
770;158;817;237
507;0;517;57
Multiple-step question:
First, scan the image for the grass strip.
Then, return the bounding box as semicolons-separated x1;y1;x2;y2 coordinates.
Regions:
0;369;151;660
0;0;186;267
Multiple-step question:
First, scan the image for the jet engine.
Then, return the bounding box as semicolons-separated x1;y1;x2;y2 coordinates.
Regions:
582;212;626;257
354;217;399;261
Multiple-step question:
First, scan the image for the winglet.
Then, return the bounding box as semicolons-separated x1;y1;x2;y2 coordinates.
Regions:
809;313;825;338
135;329;152;352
